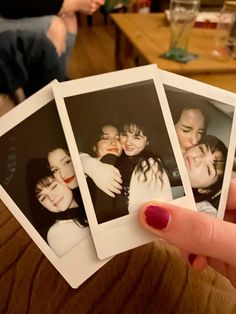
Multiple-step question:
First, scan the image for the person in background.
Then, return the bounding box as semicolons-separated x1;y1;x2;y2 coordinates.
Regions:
0;30;67;99
0;0;104;74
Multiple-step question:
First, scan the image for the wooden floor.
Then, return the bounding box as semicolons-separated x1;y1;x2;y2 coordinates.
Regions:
0;15;118;116
2;11;236;116
68;15;117;79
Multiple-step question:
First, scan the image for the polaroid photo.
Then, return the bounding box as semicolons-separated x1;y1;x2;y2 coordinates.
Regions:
159;69;236;219
0;81;109;288
53;64;196;260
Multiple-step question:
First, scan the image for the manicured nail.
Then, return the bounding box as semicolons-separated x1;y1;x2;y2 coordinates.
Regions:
188;253;197;266
144;205;170;230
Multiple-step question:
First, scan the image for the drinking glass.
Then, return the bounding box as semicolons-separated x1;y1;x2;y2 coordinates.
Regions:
166;0;200;60
211;1;236;60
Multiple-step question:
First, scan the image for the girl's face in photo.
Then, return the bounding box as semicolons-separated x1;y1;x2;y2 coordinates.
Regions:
95;125;122;158
175;108;205;153
120;124;148;157
183;144;224;189
36;177;76;213
48;148;78;189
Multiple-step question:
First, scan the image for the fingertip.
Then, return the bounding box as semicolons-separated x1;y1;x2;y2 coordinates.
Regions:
180;250;208;271
138;201;155;219
138;202;171;234
138;202;154;233
189;255;208;272
108;191;115;198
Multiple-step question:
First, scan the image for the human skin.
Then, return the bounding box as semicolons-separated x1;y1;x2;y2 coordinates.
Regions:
79;125;123;197
183;143;224;188
36;177;77;213
175;108;205;153
94;125;122;158
48;148;78;189
59;0;105;15
120;124;148;157
138;177;236;288
83;123;149;197
49;0;104;56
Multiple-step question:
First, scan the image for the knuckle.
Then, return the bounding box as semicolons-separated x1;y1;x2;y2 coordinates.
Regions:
190;214;215;251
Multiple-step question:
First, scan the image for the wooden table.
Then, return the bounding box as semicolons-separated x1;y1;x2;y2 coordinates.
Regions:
111;13;236;93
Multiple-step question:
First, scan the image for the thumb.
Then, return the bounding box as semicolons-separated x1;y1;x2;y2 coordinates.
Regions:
139;202;236;267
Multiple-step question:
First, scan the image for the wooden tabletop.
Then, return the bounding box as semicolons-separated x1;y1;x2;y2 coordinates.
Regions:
111;13;236;76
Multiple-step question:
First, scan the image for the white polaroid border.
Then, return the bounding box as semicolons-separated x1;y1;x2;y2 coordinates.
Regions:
159;69;236;220
53;64;196;260
0;81;109;288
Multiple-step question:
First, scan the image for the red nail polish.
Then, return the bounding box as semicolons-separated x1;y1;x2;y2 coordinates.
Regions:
144;205;170;230
188;253;197;266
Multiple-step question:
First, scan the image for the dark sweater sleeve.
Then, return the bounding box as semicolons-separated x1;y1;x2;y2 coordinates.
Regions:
0;0;64;18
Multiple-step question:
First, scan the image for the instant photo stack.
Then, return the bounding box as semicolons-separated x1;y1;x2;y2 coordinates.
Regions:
0;65;235;288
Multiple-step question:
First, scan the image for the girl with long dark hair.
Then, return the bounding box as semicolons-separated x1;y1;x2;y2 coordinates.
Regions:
27;158;88;258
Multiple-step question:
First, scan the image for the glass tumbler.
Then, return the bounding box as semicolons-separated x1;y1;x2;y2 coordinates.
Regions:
167;0;200;58
212;1;236;60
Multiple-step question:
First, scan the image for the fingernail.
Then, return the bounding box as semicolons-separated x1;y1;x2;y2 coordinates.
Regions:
188;253;197;266
144;205;170;230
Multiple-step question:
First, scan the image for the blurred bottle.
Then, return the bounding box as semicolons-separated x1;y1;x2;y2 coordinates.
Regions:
212;1;236;60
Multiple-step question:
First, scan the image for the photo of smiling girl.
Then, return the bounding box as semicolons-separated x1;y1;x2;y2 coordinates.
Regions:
82;120;173;223
47;147;87;223
48;147;78;189
27;158;88;258
118;121;173;213
83;123;127;223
